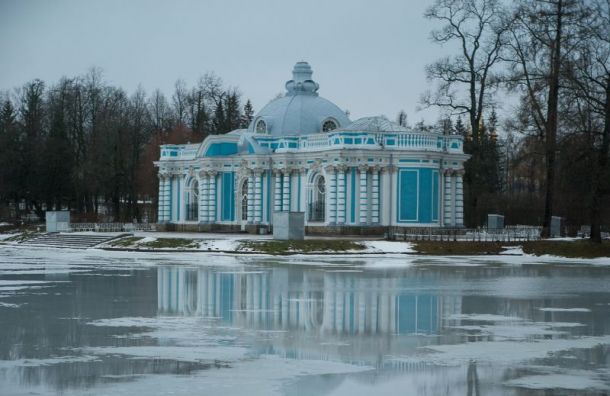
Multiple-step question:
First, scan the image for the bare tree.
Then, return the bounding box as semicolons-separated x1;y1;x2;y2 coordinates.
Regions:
565;0;610;242
505;0;581;237
422;0;507;143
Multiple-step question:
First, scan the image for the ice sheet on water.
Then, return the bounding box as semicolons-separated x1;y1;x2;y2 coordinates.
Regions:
85;354;371;396
419;335;610;365
505;373;609;391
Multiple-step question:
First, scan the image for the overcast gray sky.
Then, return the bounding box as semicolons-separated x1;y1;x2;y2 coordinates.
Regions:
1;0;445;123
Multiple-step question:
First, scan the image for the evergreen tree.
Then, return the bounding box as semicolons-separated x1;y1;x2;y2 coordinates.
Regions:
224;91;241;133
242;99;254;128
213;99;225;134
455;116;466;136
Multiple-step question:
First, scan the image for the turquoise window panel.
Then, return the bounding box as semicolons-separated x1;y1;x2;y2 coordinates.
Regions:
432;171;439;221
398;169;418;221
350;167;356;223
221;172;235;221
205;142;238;157
418;168;432;223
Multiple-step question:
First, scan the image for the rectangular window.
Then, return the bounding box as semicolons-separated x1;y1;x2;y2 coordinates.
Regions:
398;169;418;221
221;172;235;221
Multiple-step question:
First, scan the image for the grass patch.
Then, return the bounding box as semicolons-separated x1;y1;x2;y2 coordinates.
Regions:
109;236;144;247
140;238;199;249
413;241;506;255
239;239;365;254
522;240;610;259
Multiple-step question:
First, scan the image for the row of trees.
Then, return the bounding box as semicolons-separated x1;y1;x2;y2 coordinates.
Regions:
423;0;610;241
0;69;253;222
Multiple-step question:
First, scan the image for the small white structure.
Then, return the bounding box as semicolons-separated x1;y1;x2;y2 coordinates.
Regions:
487;214;504;230
273;212;305;240
46;211;70;232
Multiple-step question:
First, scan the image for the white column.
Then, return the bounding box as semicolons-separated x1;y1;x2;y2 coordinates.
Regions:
208;171;217;223
358;165;368;225
371;167;380;224
247;171;255;223
455;171;464;226
443;170;453;226
157;175;169;222
337;166;346;224
199;173;209;223
326;166;337;224
274;170;282;214
282;170;290;211
254;171;262;223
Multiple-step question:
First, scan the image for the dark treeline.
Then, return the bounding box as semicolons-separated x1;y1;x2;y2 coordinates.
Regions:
0;68;254;222
422;0;610;241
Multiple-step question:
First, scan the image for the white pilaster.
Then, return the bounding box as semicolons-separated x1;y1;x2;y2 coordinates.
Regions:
208;171;217;223
358;165;368;225
157;175;170;222
371;167;380;224
282;170;290;211
337;166;346;224
443;170;453;226
247;172;255;223
254;171;262;223
199;172;209;223
455;171;464;226
326;166;337;224
274;170;282;214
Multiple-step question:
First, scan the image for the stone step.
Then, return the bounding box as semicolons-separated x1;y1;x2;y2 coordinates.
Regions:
20;233;131;249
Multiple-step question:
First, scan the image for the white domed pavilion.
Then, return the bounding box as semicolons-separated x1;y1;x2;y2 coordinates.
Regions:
155;62;468;233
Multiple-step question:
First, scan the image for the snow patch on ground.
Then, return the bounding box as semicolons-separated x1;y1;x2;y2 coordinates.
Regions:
361;241;415;253
539;307;591;313
501;246;525;255
447;313;523;322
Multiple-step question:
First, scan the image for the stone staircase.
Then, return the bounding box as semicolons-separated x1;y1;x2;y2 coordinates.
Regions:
20;233;130;249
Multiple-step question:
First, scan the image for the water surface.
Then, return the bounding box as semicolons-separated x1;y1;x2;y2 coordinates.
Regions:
0;247;609;395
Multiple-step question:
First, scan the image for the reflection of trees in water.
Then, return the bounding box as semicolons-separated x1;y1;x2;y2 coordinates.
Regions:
466;360;480;396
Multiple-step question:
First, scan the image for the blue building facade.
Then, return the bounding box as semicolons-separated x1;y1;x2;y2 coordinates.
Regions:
155;62;468;231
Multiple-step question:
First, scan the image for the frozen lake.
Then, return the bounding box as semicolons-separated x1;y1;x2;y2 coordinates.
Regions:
0;247;609;395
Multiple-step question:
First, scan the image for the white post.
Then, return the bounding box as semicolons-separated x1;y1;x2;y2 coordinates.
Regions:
273;170;282;217
208;171;217;223
337;166;346;224
254;171;262;223
247;172;255;223
443;170;453;226
282;170;290;211
199;172;208;223
371;166;380;224
455;171;464;226
358;165;368;225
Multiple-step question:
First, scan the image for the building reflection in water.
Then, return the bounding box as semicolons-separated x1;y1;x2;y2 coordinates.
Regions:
157;266;462;336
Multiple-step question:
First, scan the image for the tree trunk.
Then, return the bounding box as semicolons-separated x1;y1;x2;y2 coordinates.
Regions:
541;0;563;238
590;77;610;243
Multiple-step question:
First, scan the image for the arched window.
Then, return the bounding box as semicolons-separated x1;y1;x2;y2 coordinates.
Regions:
255;119;267;134
322;119;338;132
186;180;199;221
241;179;248;221
309;175;325;222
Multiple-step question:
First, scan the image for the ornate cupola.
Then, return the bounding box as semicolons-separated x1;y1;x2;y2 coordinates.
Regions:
285;61;320;96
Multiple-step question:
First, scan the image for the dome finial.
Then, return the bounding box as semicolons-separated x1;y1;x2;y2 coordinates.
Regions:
285;61;319;96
